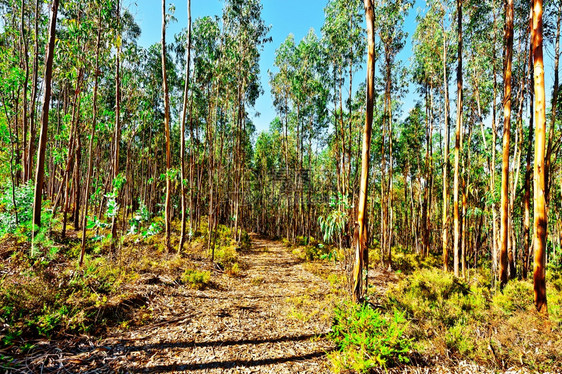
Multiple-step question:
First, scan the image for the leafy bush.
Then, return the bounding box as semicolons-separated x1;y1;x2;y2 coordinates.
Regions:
239;230;251;251
214;244;238;271
383;267;562;370
318;193;351;245
128;200;151;235
291;243;333;261
0;182;34;235
493;280;534;314
0;251;129;347
181;269;210;289
387;268;487;327
392;251;442;274
328;302;411;372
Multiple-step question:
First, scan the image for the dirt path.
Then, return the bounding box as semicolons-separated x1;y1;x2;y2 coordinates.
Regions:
20;236;336;373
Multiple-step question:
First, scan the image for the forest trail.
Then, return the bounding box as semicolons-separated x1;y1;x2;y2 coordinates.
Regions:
17;235;336;373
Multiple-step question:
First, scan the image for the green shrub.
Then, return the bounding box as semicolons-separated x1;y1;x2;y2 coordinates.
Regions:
292;244;331;261
328;302;411;372
547;284;562;324
386;268;488;327
214;244;238;270
0;182;34;236
445;322;475;355
493;280;534;315
239;230;251;251
181;269;210;289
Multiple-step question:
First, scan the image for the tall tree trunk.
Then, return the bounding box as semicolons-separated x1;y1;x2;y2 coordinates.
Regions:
73;132;81;230
442;19;451;271
178;0;192;253
523;14;535;280
453;0;463;277
111;0;122;250
352;0;375;303
26;0;40;183
20;0;30;182
531;0;547;313
162;0;172;251
545;1;562;204
500;0;515;289
79;12;102;266
32;0;59;231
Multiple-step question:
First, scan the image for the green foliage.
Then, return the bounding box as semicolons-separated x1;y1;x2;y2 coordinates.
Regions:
293;244;331;262
493;280;534;314
328;302;411;372
318;194;351;245
181;269;210;290
128;200;151;235
387;268;488;327
0;248;134;348
142;221;162;239
214;244;238;271
391;250;441;273
239;230;251;251
105;193;119;220
0;182;34;235
383;268;562;370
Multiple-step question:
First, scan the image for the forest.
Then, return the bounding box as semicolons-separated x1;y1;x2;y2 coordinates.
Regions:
0;0;561;372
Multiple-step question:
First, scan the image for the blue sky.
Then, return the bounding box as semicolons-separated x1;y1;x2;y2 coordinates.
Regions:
125;0;432;132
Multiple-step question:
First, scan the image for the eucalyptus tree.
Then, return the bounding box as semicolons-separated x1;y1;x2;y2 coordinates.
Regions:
531;0;547;313
395;105;425;252
412;2;447;258
32;0;59;230
377;0;413;268
321;0;365;201
269;30;330;241
190;15;220;248
352;0;375;303
452;0;464;277
499;0;515;288
270;34;297;240
80;0;109;266
221;0;269;244
109;0;123;249
161;0;172;251
178;0;192;253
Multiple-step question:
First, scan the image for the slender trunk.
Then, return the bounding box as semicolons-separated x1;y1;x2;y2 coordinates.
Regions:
500;0;515;289
523;20;535;280
352;0;375;303
531;0;547;313
545;1;562;203
422;86;430;256
73;133;81;229
162;0;172;251
27;0;40;183
32;0;59;231
20;0;30;182
442;20;451;270
453;0;463;277
111;0;122;249
79;16;102;266
178;0;192;253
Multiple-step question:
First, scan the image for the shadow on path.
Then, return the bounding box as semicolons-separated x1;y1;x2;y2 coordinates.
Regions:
125;350;330;373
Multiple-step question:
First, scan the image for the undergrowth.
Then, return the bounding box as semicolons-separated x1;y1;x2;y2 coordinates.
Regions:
181;269;211;289
328;301;411;372
383;267;562;371
0;207;251;353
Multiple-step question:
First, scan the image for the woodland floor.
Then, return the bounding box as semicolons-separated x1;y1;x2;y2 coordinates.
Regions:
3;235;546;374
6;235;338;373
